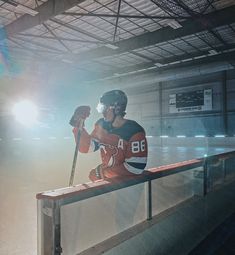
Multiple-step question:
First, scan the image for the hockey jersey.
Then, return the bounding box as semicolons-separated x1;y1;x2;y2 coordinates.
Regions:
73;118;148;178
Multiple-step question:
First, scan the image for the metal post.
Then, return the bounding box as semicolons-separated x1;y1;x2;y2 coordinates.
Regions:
53;201;62;255
146;180;152;220
222;159;226;182
203;159;208;196
39;199;62;255
159;82;163;147
222;70;228;136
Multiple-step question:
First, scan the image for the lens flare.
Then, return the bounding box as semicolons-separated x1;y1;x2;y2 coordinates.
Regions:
12;100;38;127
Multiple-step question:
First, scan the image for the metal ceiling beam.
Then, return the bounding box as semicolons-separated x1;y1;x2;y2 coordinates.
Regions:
50;17;106;42
150;0;188;18
113;0;122;42
11;35;66;53
172;0;228;46
42;23;72;52
70;6;235;61
202;0;215;14
63;12;186;20
0;0;86;40
16;33;100;44
85;51;235;85
159;44;235;65
84;48;235;81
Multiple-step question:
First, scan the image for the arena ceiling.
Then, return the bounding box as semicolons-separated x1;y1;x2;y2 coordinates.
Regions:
0;0;235;82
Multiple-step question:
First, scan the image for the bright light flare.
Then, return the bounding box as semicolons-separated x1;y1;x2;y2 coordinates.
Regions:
12;100;38;127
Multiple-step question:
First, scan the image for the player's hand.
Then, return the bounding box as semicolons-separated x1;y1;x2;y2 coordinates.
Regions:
89;164;105;182
70;106;91;127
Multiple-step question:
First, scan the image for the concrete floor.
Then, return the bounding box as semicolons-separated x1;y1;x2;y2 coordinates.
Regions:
189;212;235;255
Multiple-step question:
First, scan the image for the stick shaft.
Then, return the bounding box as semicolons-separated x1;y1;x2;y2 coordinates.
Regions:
69;136;80;186
69;120;84;186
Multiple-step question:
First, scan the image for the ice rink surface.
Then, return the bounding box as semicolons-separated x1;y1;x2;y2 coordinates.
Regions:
0;137;234;255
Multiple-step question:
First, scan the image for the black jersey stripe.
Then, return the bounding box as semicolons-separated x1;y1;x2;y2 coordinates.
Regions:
126;161;146;169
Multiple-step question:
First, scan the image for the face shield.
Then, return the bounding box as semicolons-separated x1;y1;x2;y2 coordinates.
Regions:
96;102;107;114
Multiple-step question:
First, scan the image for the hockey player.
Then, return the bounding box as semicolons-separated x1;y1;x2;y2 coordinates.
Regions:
70;90;148;182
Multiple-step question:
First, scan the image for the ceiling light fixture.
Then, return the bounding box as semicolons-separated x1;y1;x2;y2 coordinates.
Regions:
113;73;120;76
208;49;218;55
62;59;73;64
15;4;38;16
105;44;119;50
2;0;38;16
194;55;206;59
167;20;182;29
181;58;193;62
169;60;181;65
154;62;164;67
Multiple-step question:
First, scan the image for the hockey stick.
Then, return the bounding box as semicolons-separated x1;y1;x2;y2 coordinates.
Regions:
69;119;84;186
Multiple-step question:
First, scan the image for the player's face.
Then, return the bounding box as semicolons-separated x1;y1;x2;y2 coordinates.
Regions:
103;106;115;121
97;103;115;121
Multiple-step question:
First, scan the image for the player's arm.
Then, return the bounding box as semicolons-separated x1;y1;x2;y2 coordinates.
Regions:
73;127;100;153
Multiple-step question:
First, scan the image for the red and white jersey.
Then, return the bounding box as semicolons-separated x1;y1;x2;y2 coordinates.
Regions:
73;118;148;178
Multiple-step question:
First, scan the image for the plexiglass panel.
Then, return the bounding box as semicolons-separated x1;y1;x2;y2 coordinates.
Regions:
151;169;198;215
61;183;146;254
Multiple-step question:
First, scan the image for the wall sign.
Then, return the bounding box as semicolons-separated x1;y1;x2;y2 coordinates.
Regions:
169;89;212;113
